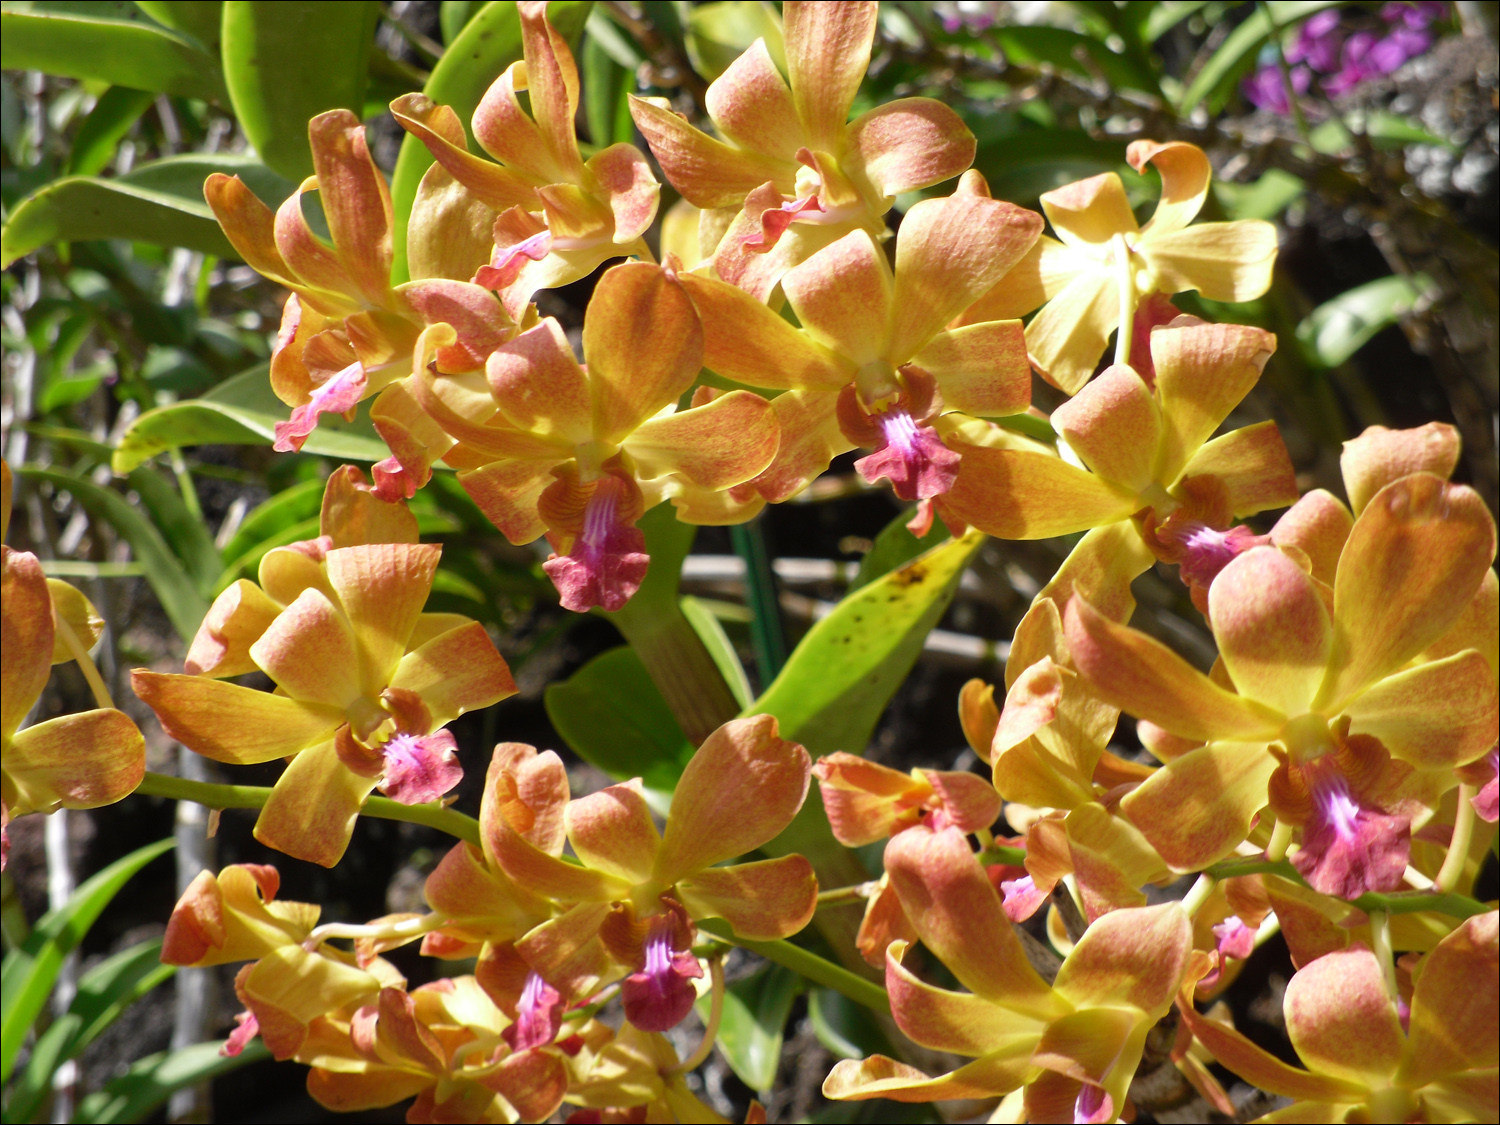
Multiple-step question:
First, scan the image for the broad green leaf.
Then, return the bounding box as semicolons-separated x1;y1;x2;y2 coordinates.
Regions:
696;963;803;1093
1178;0;1340;116
0;838;173;1085
221;0;380;180
683;1;784;81
544;646;695;794
1213;167;1304;221
850;508;947;592
1144;0;1213;41
994;24;1156;95
1;154;295;267
390;0;593;281
133;0;223;55
971;130;1128;206
66;86;155;176
1296;274;1430;369
215;515;320;594
583;33;635;148
808;986;891;1061
217;476;324;563
6;940;175;1125
745;531;985;757
0;7;225;101
17;466;209;640
681;594;752;708
440;0;482;44
73;1039;268;1124
112;363;392;474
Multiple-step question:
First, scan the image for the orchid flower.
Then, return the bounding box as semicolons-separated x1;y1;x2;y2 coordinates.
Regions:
1180;912;1498;1123
2;463;144;867
958;140;1278;393
414;261;779;611
679;177;1040;527
205;111;517;496
631;0;976;300
391;1;659;319
301;977;572;1123
486;716;816;1032
564;1021;731;1123
1065;460;1497;898
823;824;1192;1123
133;534;516;866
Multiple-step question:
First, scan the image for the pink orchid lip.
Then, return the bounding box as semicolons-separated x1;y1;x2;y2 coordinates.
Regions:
543;478;649;612
620;912;703;1033
273;360;367;452
1074;1082;1113;1124
853;407;961;502
1165;521;1268;591
221;1010;261;1058
1000;874;1049;923
502;970;564;1052
1471;747;1499;823
1289;757;1410;899
377;729;462;806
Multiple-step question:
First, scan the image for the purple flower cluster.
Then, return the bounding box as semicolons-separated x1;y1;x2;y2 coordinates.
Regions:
1243;1;1446;113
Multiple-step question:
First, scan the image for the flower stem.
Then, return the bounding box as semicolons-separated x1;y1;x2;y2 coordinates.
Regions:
1434;786;1477;894
696;918;888;1015
54;614;113;710
1112;232;1137;368
1264;818;1293;862
306;912;446;952
1369;910;1399;1005
133;771;482;847
816;882;876;910
1180;874;1216;918
974;844;1028;866
670;958;724;1075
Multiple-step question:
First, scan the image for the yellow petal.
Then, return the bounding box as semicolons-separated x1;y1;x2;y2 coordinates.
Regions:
131;671;343;765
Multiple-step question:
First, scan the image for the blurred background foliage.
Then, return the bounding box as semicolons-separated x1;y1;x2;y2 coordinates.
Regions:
1;1;1496;1121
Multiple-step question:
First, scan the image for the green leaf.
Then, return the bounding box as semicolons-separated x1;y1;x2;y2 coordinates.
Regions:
214;515;320;594
17;466;209;640
0;7;225;101
745;531;985;757
6;941;175;1125
221;0;381;180
439;0;482;44
970;130;1128;206
126;462;222;594
73;1039;268;1124
680;594;752;708
67;86;156;176
698;963;803;1093
132;0;224;55
111;363;392;474
1178;0;1340;116
808;986;890;1061
850;508;948;592
543;646;694;794
217;476;324;563
1;154;295;267
582;33;635;148
683;1;784;81
390;0;593;282
0;838;173;1085
1296;274;1430;369
993;24;1157;95
1212;167;1304;221
1144;0;1213;42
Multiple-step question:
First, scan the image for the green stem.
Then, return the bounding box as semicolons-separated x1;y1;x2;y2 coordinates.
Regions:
975;845;1028;866
816;882;875;909
731;517;787;682
134;772;482;847
696;918;889;1015
1433;786;1477;894
1259;0;1314;148
1205;855;1489;918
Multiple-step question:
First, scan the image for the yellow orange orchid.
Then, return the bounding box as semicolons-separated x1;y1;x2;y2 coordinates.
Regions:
2;462;144;867
1180;911;1498;1123
392;1;659;319
417;261;778;611
679;177;1040;526
823;824;1191;1122
959;140;1278;393
631;1;976;301
564;1021;732;1123
485;716;816;1033
1066;455;1498;897
133;530;516;866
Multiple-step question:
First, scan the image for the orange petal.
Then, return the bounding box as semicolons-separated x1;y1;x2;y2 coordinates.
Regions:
749;389;852;502
584;262;704;443
782;230;892;366
1320;475;1497;709
2;548;54;737
253;738;379;867
680;273;851;391
1034;523;1155;625
131;671;343;765
884;825;1061;1018
1283;945;1406;1086
391;93;539;212
1041;172;1137;249
1425;565;1497;672
1271;490;1353;588
406;162;498;284
457;460;555;545
1405;910;1498;1087
888;193;1043;364
1178;420;1299;517
1129;140;1209;236
202;174;300;293
846;97;975;200
1136;221;1278;301
482;743;570;859
1120;742;1278;870
1021;269;1116;395
388;620;515;727
1177;1002;1361;1103
958;234;1084;324
628;95;792;209
1051;364;1161;492
565;782;661;884
5;709;144;816
248;588;363;710
485;319;593;444
1341;422;1462;516
822;1049;1035;1103
1065;597;1283;743
1151;319;1276;485
676;855;817;940
588;143;660;243
1053;902;1190;1013
307;110;394;307
1209;547;1331;716
325;543;441;691
885;942;1045;1056
812;752;922;847
783;0;877;149
516;1;585;181
655;715;810;880
912;321;1030;418
705;38;802;163
1344;650;1497;770
942;447;1137;540
625;390;778;489
958;679;1000;763
320;464;419;548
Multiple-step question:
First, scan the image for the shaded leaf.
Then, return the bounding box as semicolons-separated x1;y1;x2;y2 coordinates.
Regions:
73;1040;268;1124
67;86;156;177
850;507;947;592
697;963;803;1093
583;33;635;148
684;1;784;81
994;24;1157;95
216;476;325;564
971;130;1128;206
681;594;752;708
133;0;224;54
1296;274;1430;369
808;986;890;1061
